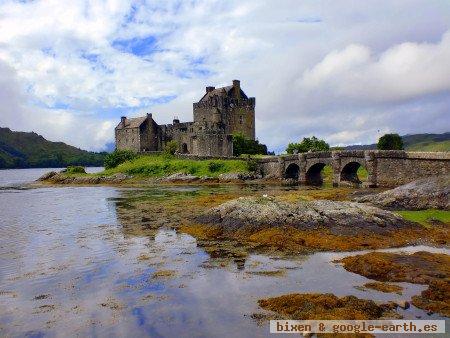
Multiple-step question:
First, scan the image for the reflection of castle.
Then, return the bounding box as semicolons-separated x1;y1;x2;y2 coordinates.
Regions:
115;80;255;157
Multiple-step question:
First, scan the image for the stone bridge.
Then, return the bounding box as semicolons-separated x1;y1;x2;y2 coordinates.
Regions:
255;150;450;187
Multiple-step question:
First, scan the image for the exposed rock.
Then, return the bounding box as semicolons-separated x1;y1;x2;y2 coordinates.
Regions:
355;175;450;210
102;173;131;183
362;282;403;294
218;172;261;182
338;251;450;317
257;293;395;320
38;171;58;181
394;300;410;309
196;196;415;236
160;172;200;183
38;172;131;184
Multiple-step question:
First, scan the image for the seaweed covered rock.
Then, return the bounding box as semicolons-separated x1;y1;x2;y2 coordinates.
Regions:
338;251;450;316
196;196;415;236
258;293;394;320
355;175;450;210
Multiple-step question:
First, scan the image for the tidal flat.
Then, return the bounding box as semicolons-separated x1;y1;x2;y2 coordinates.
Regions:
0;171;449;337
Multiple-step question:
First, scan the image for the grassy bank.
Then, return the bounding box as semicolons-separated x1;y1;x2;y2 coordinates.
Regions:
397;209;450;227
99;154;250;178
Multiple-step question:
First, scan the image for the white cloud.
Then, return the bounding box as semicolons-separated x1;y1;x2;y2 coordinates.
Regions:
299;32;450;103
0;0;449;152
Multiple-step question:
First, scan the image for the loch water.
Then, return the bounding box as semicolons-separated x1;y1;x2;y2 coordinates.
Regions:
0;169;447;337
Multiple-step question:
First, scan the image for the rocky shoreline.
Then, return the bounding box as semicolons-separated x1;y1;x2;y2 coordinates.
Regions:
183;195;448;252
37;170;265;185
337;251;450;316
355;175;450;210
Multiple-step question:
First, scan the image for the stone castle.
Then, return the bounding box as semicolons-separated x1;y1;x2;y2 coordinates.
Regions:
115;80;255;157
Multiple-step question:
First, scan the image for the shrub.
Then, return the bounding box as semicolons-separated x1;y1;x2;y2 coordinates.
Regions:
286;136;330;154
164;140;178;156
246;158;258;172
208;161;224;172
66;165;86;174
104;149;137;169
377;133;404;150
232;133;268;156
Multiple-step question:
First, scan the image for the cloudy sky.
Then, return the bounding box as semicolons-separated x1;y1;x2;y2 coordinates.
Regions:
1;0;450;153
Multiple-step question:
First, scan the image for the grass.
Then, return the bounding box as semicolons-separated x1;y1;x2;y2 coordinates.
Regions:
321;164;368;184
406;140;450;152
99;154;250;178
396;209;450;228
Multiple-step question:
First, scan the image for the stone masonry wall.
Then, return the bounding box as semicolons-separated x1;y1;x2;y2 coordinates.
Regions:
374;151;450;186
255;151;450;187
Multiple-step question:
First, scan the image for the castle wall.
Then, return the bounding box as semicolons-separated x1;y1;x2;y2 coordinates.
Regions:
139;119;160;151
192;132;233;157
115;128;140;152
228;98;255;140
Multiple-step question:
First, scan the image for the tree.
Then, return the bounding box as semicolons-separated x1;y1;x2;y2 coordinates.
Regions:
164;140;179;156
232;133;268;157
104;149;137;169
286;136;330;154
377;133;404;150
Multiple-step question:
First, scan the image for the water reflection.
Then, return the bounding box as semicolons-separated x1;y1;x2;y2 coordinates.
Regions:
0;184;447;337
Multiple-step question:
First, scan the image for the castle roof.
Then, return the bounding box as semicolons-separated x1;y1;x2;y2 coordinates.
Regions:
116;116;147;129
199;85;248;102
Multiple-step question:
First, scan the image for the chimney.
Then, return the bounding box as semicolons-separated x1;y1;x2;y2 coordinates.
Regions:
121;116;126;126
206;86;215;93
233;79;240;99
173;117;180;124
147;113;152;119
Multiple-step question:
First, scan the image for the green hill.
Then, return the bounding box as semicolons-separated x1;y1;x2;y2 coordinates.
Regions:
0;127;106;169
402;133;450;151
345;132;450;152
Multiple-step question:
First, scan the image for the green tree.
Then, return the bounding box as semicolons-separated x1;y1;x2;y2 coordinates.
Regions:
377;133;404;150
286;136;330;154
104;149;137;169
232;133;268;157
164;140;178;156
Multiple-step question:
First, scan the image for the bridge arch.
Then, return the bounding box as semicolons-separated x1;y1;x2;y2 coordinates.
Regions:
340;160;367;185
306;162;327;186
285;163;300;180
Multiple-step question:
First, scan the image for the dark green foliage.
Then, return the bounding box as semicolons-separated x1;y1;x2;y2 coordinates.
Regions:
377;133;404;150
246;158;258;172
208;161;224;172
104;149;137;169
0;127;106;169
164;140;178;156
66;166;86;174
232;133;268;157
286;136;330;154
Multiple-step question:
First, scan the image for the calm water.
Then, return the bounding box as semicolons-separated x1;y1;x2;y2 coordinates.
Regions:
0;169;447;337
0;167;104;188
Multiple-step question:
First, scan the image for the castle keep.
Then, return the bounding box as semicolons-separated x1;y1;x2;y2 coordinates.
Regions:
115;80;255;156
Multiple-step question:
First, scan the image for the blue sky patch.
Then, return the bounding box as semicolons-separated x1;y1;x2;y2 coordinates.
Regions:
112;36;158;56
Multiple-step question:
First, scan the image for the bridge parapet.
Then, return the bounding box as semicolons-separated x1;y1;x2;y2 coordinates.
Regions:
255;150;450;187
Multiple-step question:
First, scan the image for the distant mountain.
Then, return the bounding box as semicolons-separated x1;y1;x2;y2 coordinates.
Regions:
102;142;116;153
345;132;450;152
0;127;106;169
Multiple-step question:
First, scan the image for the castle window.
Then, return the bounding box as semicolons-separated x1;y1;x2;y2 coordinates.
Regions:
239;116;243;124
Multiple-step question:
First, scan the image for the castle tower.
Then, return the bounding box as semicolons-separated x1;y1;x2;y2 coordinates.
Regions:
193;80;255;140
